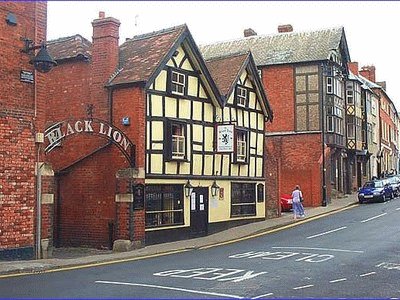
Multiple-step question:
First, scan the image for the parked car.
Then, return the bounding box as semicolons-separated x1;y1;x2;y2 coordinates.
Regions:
358;180;394;203
386;175;400;197
280;193;292;212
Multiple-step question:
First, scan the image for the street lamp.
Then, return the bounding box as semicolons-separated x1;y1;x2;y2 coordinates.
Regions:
21;38;57;73
211;180;220;197
184;180;194;197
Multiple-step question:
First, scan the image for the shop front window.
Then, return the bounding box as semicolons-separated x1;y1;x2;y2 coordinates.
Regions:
145;185;184;228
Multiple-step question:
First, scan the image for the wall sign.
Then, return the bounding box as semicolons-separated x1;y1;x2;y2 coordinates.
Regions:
133;184;145;210
216;124;234;152
44;118;136;167
20;70;34;83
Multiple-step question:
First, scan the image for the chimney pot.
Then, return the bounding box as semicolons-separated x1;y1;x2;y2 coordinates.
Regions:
278;24;293;33
244;28;257;37
99;11;105;18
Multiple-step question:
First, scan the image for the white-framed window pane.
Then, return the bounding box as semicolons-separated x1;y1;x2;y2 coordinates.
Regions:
236;131;247;162
236;87;247;106
172;124;185;158
171;71;185;95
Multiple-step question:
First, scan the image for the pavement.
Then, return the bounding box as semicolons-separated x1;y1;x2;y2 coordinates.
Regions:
0;193;358;277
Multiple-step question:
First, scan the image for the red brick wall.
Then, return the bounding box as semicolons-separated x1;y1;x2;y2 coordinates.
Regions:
0;2;48;256
266;133;323;207
56;147;127;248
112;86;146;242
262;65;295;132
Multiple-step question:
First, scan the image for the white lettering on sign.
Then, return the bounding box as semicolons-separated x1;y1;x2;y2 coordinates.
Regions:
376;262;400;271
153;268;267;282
44;119;132;154
229;251;334;263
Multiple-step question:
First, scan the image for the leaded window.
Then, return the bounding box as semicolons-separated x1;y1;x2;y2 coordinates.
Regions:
231;183;256;217
145;185;184;228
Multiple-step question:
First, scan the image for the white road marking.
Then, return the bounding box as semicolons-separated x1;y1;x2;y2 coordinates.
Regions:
329;278;347;283
359;272;376;277
95;280;244;299
396;208;400;211
293;284;314;290
361;213;387;223
306;226;347;239
251;293;274;299
271;246;364;254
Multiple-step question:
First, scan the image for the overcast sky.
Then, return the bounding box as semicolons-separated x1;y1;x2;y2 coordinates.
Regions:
47;1;400;109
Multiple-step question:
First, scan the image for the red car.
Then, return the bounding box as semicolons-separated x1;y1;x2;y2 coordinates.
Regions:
280;193;292;212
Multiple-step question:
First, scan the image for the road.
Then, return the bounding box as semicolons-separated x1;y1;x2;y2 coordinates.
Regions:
1;198;400;298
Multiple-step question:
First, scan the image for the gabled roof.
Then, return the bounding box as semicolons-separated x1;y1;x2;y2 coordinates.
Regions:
47;34;91;62
205;51;248;97
200;27;350;67
205;51;273;121
110;25;187;85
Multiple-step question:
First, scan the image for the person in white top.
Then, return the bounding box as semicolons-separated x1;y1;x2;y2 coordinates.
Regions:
291;185;305;220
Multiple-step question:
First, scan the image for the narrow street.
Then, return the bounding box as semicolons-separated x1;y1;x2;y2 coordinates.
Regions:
1;198;399;298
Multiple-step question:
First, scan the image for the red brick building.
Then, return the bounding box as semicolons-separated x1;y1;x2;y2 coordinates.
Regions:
201;25;352;210
0;2;55;260
360;66;399;176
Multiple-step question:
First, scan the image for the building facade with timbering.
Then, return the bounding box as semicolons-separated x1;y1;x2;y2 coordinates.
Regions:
201;25;356;206
43;13;272;249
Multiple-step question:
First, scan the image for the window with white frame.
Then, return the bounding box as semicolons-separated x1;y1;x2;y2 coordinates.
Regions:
236;130;248;163
346;89;354;105
327;116;334;132
172;123;185;159
327;77;333;94
171;71;185;95
347;116;355;138
236;86;248;107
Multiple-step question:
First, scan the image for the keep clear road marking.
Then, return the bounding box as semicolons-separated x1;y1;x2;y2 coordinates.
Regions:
329;278;347;283
359;272;376;277
95;281;244;299
271;246;364;254
361;213;387;223
251;293;274;299
293;284;314;290
306;226;347;239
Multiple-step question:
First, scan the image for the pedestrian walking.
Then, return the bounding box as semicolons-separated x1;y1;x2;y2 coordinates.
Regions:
291;185;305;220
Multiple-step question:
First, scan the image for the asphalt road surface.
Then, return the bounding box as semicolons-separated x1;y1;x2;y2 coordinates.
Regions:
1;198;400;299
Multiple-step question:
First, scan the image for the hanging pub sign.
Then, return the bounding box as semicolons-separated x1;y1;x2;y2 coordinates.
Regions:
216;124;234;153
44;118;136;167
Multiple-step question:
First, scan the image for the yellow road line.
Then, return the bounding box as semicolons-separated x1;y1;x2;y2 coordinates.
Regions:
0;204;358;279
199;204;358;250
0;249;190;279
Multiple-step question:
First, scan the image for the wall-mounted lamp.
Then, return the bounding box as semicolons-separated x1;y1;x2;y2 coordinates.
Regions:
21;38;57;73
211;180;220;197
184;180;194;197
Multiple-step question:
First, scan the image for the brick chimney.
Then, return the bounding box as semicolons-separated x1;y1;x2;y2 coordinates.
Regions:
359;65;376;83
348;62;359;76
244;28;257;37
90;11;120;118
278;24;293;33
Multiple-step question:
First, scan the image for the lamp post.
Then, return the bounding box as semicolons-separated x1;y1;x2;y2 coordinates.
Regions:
321;62;329;207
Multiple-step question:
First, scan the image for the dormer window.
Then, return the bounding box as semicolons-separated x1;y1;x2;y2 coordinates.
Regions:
171;71;185;95
236;86;248;107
